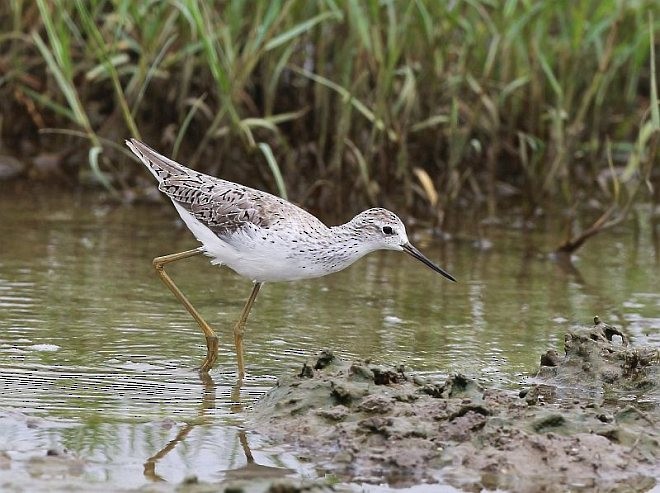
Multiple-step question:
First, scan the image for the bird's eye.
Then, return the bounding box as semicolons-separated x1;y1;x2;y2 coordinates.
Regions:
382;226;394;235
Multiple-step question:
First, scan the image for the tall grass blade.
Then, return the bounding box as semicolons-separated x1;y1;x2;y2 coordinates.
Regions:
291;65;397;141
74;0;140;139
648;13;659;129
31;31;97;143
258;142;288;200
413;167;439;207
88;145;114;191
265;11;341;51
345;137;376;205
173;94;208;159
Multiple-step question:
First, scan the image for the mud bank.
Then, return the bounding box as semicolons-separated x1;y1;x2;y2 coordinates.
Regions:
252;318;659;492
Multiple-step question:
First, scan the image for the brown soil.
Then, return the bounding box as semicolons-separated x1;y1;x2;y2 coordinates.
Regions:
251;318;659;492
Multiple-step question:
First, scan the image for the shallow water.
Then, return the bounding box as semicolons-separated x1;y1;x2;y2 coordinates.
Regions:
0;185;658;490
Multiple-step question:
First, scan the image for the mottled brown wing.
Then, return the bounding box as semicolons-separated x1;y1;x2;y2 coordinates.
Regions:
159;174;276;237
127;138;273;237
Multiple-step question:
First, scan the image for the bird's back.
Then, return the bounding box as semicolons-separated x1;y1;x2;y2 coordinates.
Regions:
126;139;335;281
127;139;321;229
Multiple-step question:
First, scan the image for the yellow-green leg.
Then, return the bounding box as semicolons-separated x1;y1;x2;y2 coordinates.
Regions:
234;282;262;380
152;247;218;373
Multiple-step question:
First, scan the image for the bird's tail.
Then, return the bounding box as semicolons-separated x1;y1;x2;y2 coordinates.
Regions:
125;138;191;183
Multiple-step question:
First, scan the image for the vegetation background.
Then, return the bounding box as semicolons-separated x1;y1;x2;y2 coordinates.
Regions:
0;0;657;230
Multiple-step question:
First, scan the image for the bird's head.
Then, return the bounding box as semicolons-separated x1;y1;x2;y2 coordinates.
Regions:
350;208;456;282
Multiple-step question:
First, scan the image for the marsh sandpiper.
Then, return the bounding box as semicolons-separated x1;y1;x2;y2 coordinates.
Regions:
126;139;456;379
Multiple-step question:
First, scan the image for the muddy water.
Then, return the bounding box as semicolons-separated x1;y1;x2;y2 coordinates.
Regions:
0;185;658;490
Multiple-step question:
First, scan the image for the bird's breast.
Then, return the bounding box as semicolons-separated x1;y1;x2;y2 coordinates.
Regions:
211;230;323;282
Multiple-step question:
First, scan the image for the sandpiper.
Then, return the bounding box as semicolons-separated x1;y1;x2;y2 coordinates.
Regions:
126;139;456;378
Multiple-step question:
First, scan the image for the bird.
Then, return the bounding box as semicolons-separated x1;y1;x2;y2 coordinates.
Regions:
126;138;456;379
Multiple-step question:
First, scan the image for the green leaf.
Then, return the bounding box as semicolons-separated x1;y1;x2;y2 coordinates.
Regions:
258;143;288;200
265;11;341;51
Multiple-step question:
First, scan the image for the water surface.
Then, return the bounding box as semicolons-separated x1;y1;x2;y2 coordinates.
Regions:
0;185;658;490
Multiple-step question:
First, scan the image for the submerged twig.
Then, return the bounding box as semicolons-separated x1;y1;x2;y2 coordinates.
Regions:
555;204;624;254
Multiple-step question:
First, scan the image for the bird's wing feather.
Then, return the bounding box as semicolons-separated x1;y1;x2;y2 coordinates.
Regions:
127;138;274;237
160;175;272;236
126;138;330;241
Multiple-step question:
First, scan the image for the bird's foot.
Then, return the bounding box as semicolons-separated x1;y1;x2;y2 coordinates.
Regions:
197;335;219;373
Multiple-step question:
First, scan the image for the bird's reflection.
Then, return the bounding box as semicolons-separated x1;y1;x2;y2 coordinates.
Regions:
144;374;293;483
652;215;659;264
143;372;216;481
222;429;294;482
230;378;244;414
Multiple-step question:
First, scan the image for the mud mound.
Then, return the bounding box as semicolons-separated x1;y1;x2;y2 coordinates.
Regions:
252;319;659;492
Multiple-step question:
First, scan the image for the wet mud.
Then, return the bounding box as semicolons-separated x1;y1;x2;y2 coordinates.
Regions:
252;318;659;492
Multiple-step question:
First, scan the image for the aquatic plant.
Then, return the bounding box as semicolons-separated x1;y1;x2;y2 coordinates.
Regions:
0;0;657;222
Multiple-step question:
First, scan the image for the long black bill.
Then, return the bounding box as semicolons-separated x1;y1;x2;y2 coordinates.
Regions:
402;243;457;282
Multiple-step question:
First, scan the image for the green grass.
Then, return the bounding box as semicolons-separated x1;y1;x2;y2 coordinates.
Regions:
0;0;657;219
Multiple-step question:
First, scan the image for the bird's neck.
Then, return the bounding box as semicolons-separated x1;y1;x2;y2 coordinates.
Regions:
328;218;361;243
